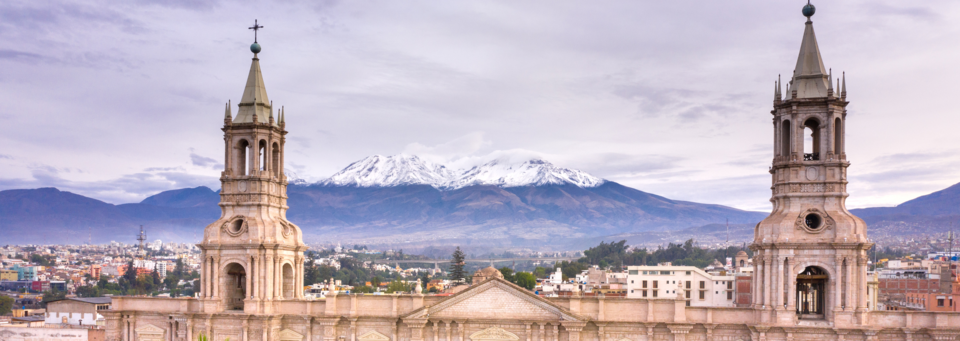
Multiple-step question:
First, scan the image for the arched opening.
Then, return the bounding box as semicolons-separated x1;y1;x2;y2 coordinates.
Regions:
796;266;827;320
272;142;280;178
781;120;791;157
834;117;842;154
739;260;745;267
237;140;250;176
223;263;246;311
803;118;820;161
259;140;267;172
282;263;294;299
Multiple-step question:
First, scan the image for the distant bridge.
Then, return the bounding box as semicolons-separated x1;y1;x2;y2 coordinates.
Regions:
371;257;579;265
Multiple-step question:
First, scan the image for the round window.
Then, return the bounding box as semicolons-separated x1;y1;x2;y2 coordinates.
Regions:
230;219;244;234
805;213;822;230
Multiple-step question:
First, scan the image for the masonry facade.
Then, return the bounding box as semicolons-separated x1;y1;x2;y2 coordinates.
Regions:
103;5;960;341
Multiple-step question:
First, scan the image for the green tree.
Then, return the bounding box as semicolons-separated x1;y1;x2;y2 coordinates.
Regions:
514;272;536;290
0;295;13;315
371;276;382;288
449;247;466;286
353;285;374;293
123;260;137;287
533;267;548;279
76;285;100;297
385;279;410;293
41;288;66;308
498;267;515;283
174;258;186;279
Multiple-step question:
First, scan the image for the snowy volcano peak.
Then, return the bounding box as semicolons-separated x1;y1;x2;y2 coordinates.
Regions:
319;154;604;189
319;154;454;187
447;158;604;189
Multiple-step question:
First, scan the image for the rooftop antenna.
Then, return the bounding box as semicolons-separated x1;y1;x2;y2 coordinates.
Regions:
136;225;147;261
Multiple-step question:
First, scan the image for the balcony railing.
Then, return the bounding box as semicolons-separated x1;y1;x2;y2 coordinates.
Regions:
803;153;820;161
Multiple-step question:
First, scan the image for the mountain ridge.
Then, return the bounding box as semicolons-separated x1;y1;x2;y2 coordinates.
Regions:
318;154;604;190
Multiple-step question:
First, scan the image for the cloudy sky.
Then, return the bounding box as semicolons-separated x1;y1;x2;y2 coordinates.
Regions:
1;0;959;211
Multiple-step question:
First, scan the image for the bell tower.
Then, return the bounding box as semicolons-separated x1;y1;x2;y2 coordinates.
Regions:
751;2;871;327
198;26;307;314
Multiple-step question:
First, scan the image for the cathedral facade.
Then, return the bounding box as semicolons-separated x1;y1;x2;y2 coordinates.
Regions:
103;4;960;341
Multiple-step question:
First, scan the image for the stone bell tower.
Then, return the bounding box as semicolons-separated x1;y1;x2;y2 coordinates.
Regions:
198;31;307;314
751;2;871;327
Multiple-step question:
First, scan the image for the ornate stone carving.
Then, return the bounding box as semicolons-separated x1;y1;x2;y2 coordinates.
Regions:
222;216;249;237
794;208;834;234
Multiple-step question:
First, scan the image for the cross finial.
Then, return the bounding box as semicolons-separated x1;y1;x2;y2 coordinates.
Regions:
249;19;264;43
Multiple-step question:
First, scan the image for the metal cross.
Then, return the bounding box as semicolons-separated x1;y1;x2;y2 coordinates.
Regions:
249;19;264;43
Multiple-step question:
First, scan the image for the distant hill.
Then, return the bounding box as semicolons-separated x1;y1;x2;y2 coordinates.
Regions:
16;156;960;248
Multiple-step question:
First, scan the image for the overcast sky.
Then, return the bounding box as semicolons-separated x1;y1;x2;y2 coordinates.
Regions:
1;1;959;211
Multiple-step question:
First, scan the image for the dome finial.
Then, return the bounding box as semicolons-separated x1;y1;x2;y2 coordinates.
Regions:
802;1;816;19
248;19;264;54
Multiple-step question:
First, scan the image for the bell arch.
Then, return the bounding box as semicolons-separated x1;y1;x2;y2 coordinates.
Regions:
281;262;295;298
222;262;247;311
796;265;828;319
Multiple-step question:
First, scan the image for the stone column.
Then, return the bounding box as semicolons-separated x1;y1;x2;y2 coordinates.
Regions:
540;324;545;341
845;256;854;311
458;320;466;341
667;325;692;341
199;254;206;298
212;256;221;298
433;321;439;341
552;324;558;341
275;256;282;298
560;322;586;341
763;255;772;308
403;319;428;341
786;256;796;311
834;255;843;312
245;260;252;301
525;323;532;341
753;255;763;308
265;255;274;300
446;321;452;341
774;255;783;308
857;255;867;311
251;256;258;299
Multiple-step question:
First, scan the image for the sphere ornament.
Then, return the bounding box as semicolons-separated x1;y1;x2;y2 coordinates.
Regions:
250;42;262;54
802;3;816;18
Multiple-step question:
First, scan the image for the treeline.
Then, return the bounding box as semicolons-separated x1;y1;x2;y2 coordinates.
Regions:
548;239;751;279
303;255;395;287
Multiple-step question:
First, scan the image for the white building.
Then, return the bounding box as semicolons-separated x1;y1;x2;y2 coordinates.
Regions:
626;264;736;307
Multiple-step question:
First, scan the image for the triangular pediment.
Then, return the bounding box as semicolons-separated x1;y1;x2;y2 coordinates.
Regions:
471;327;520;341
402;278;584;322
358;331;391;341
279;328;304;341
135;323;165;335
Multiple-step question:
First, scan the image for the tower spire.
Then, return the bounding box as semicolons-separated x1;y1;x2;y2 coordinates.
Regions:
792;1;829;99
224;100;232;122
233;22;275;126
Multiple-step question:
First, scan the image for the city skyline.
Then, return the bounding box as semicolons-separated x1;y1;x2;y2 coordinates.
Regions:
2;1;959;211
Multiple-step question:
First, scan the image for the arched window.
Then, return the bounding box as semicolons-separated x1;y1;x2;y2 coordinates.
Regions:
834;117;842;154
259;140;267;172
803;118;820;161
781;120;791;157
272;142;280;178
237;140;250;176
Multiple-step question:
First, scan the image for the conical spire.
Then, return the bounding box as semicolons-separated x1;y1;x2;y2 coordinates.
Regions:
224;100;232;120
791;9;830;98
233;53;274;125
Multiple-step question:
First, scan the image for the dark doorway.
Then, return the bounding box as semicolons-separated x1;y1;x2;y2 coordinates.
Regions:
796;266;827;319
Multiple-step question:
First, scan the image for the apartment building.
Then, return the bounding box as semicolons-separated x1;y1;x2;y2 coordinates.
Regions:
625;264;737;307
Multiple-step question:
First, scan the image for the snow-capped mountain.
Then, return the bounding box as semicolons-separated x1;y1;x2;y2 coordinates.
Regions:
320;155;455;187
445;159;604;189
318;154;604;189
